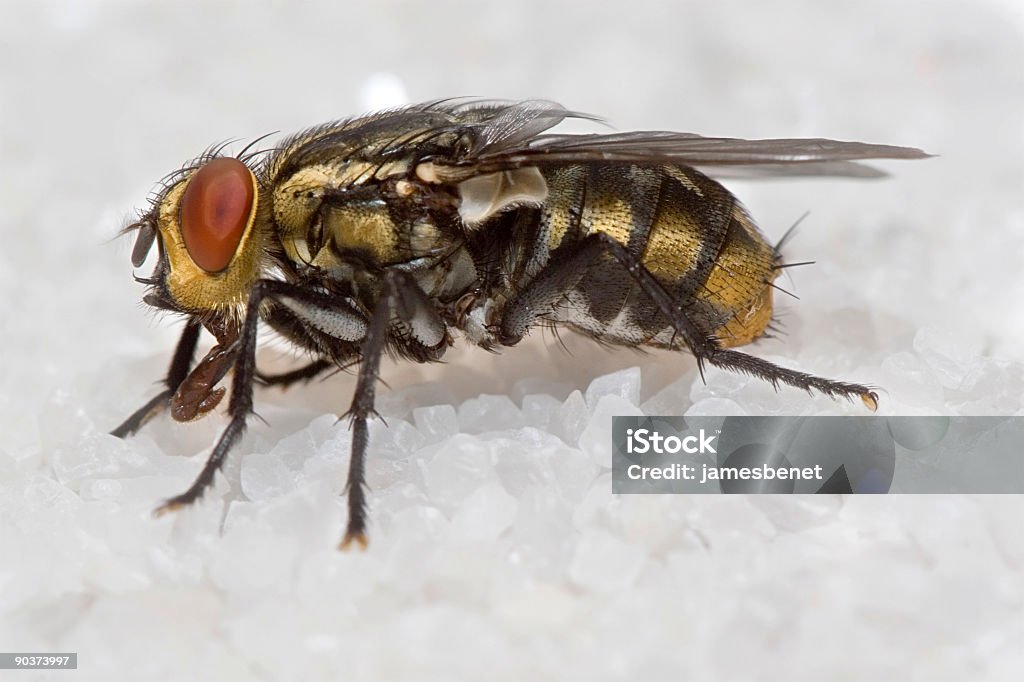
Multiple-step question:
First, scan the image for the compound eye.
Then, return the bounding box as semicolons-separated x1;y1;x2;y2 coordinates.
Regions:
180;158;256;273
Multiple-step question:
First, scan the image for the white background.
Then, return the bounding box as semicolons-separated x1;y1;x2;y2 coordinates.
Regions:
1;1;1023;680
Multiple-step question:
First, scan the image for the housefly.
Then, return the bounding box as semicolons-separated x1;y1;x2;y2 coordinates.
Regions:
113;99;928;547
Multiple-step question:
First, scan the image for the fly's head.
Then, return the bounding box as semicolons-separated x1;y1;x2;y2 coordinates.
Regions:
126;153;273;327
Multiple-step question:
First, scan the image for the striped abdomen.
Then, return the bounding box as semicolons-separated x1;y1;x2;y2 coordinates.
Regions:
511;163;778;349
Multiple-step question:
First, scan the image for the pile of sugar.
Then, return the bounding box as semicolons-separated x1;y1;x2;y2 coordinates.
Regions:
5;350;1024;678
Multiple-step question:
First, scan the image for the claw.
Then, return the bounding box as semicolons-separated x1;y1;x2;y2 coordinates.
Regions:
339;531;369;551
152;498;185;517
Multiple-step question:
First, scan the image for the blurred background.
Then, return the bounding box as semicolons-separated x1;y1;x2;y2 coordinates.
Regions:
2;1;1023;680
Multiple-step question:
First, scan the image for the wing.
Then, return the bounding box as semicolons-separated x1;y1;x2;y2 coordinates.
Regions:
428;100;931;182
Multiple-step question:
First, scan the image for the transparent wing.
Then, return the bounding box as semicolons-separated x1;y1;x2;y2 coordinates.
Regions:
431;119;931;181
434;98;604;155
694;161;892;179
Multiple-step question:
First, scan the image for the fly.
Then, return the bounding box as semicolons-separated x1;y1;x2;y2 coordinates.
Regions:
112;99;929;548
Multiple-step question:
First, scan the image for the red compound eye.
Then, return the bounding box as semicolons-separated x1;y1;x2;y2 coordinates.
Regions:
180;158;256;273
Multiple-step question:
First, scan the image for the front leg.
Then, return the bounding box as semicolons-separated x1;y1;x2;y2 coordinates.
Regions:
154;280;370;514
111;319;201;438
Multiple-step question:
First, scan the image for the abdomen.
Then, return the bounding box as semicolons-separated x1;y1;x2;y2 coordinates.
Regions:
512;163;778;349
